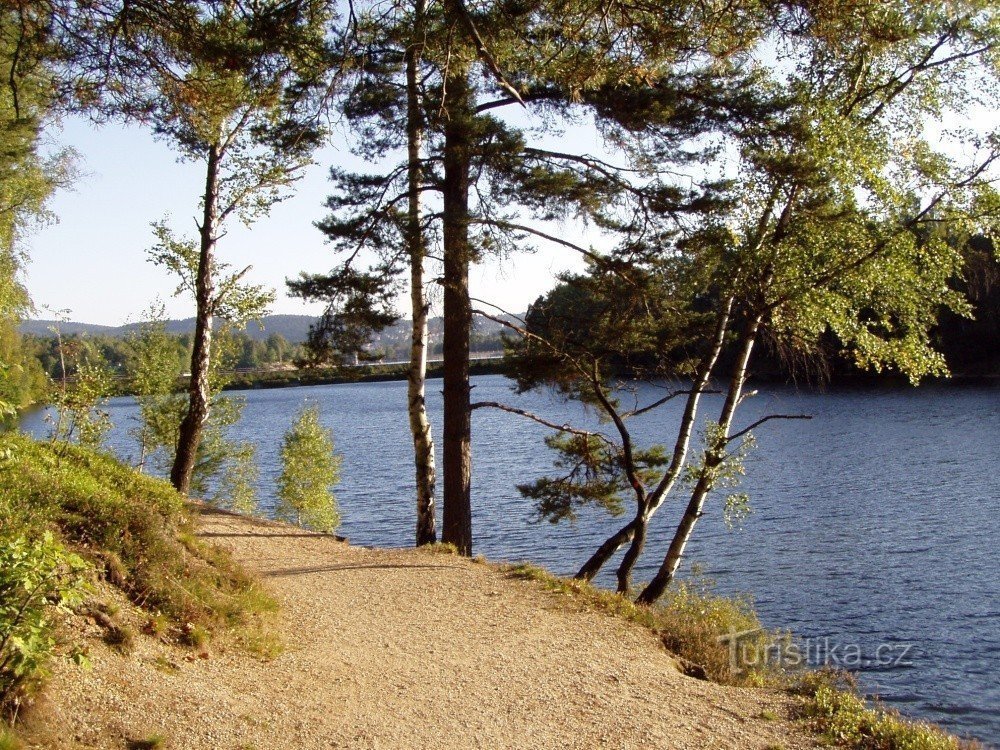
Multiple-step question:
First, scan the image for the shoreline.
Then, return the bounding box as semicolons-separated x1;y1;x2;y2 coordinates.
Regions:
218;367;1000;394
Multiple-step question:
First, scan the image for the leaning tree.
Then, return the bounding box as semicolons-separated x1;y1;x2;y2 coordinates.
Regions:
500;0;1000;602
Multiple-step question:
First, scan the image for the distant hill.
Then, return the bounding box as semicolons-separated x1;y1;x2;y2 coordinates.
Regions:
20;314;318;343
19;311;522;349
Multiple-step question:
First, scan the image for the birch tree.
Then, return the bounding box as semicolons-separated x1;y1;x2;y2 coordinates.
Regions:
300;0;768;554
67;0;334;494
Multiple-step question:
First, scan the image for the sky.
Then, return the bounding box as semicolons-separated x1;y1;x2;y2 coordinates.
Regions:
24;114;591;326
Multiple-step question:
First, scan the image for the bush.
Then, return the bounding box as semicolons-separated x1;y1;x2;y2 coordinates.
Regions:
0;533;89;711
276;404;341;533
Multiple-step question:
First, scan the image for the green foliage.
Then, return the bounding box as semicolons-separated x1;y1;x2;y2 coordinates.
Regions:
147;225;275;328
0;327;45;428
0;434;275;646
518;433;667;523
123;308;260;513
794;671;980;750
0;5;75;422
276;404;341;533
507;268;708;398
46;357;114;450
0;533;89;710
683;422;757;530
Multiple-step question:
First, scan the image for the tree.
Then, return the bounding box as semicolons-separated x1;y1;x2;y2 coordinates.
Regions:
68;0;334;495
501;0;1000;603
0;3;74;422
299;0;766;555
276;403;341;533
131;233;270;511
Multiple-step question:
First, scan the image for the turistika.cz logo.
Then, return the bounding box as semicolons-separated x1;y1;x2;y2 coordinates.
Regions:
719;628;915;674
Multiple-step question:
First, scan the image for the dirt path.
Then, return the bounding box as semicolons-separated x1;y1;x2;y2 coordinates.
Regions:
35;507;817;749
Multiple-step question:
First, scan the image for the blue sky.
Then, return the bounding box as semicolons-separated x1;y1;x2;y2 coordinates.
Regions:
25;114;589;326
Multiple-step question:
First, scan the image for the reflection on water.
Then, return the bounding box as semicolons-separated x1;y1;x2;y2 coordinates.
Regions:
20;375;1000;745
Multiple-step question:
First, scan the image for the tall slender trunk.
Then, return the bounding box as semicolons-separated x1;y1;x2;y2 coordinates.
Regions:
636;313;763;605
441;62;474;555
575;295;736;583
170;143;220;495
406;0;436;546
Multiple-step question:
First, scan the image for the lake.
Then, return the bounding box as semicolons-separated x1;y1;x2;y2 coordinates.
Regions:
20;375;1000;745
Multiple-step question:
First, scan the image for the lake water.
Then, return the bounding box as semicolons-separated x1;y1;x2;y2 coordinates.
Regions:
20;375;1000;745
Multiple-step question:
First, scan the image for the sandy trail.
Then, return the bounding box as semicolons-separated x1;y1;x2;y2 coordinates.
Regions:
36;506;816;749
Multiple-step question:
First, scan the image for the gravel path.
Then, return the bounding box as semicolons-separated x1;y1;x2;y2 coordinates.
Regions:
34;506;817;749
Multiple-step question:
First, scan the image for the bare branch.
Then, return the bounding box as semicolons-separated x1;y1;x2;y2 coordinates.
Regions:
470;401;616;448
622;389;719;418
727;414;812;444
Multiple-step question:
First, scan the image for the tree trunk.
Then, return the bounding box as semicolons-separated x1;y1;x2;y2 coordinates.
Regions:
615;516;647;593
575;295;735;582
636;313;762;606
170;143;220;495
406;0;437;546
575;518;636;580
440;62;474;555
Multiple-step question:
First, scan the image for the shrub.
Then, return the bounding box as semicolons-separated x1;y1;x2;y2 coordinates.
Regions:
0;533;89;711
275;404;341;533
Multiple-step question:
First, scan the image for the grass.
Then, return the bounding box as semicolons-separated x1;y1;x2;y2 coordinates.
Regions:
504;562;771;684
794;670;983;750
0;433;279;722
0;726;21;750
0;435;276;641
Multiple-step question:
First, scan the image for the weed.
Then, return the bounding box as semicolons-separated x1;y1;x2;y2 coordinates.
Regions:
103;624;136;653
180;624;209;650
794;670;982;750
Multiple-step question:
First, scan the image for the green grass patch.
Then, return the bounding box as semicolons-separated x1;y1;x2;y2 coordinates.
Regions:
0;725;23;750
794;670;983;750
0;433;278;716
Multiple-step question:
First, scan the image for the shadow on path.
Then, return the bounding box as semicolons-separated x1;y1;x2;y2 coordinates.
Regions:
263;562;466;578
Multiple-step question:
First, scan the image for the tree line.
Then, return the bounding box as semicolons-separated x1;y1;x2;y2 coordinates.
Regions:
2;0;998;605
23;329;302;383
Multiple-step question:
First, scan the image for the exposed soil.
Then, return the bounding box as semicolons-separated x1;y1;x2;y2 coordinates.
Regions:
29;506;817;749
